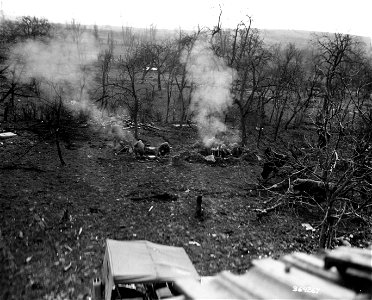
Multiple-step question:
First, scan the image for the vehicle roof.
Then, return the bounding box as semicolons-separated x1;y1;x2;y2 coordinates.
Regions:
104;239;200;284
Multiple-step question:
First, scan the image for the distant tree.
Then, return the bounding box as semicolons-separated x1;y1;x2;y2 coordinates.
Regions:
121;26;135;47
93;24;100;41
312;33;365;131
269;43;305;140
174;31;198;124
0;16;53;121
0;65;28;121
145;40;174;91
95;32;114;112
67;19;86;45
228;17;271;146
114;40;152;139
162;42;179;123
283;54;320;130
17;16;52;39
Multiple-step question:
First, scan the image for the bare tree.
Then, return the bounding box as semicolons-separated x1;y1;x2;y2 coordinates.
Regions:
17;16;52;39
295;34;372;249
114;39;152;139
162;43;179;123
67;19;86;53
228;17;271;146
0;16;53;121
147;40;174;91
93;24;100;41
95;32;114;112
173;31;197;124
269;43;305;140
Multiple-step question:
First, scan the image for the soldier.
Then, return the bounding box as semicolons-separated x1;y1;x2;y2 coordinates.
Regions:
133;140;145;157
158;142;171;156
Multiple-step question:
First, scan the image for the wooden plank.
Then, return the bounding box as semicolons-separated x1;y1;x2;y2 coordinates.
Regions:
281;252;342;283
251;258;356;299
324;247;372;273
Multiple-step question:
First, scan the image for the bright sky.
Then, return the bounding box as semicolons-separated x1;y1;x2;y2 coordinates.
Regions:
2;0;371;37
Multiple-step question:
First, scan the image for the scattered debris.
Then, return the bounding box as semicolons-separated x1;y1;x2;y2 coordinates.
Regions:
204;155;216;162
301;223;316;232
253;202;284;220
0;132;17;139
64;245;73;252
188;241;201;247
63;262;72;272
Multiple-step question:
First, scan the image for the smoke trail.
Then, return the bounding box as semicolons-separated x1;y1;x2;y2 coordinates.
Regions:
8;31;102;121
182;39;236;146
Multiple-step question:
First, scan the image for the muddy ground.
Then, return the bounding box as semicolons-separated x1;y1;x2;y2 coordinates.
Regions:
0;121;370;299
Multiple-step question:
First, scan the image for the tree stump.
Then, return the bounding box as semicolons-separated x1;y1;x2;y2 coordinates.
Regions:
196;195;203;218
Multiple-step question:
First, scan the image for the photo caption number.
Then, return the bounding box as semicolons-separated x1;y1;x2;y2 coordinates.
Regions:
292;286;319;294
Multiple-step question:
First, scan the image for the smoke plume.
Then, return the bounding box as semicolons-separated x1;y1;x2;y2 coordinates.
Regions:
182;39;236;146
8;31;101;120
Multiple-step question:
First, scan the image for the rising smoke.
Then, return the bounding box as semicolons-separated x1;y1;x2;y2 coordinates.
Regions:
182;39;236;147
8;31;102;121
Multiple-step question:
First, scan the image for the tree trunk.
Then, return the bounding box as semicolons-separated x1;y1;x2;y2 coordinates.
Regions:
157;70;162;91
284;101;301;130
269;101;276;124
257;127;263;148
3;102;9;122
240;110;247;146
274;97;288;141
55;98;66;166
133;96;139;140
55;128;66;166
319;206;336;249
274;107;284;141
165;83;172;123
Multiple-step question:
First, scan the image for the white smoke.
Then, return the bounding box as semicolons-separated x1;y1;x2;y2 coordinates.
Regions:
8;31;102;121
182;39;236;147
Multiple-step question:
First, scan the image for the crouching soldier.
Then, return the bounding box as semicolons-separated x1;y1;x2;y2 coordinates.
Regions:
133;140;145;158
158;142;171;156
261;147;289;180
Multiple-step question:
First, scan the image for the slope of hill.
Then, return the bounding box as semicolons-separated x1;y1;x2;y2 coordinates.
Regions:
96;24;371;50
259;28;371;49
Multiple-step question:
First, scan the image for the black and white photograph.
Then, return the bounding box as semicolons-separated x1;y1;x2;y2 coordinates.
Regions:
0;0;371;299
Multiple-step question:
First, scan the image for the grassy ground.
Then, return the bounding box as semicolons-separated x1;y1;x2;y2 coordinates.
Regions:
0;121;369;299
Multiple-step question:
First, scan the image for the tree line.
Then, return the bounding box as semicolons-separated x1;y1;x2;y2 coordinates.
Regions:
1;16;371;143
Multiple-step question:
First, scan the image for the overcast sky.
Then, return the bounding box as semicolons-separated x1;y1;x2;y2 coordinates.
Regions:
2;0;371;37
